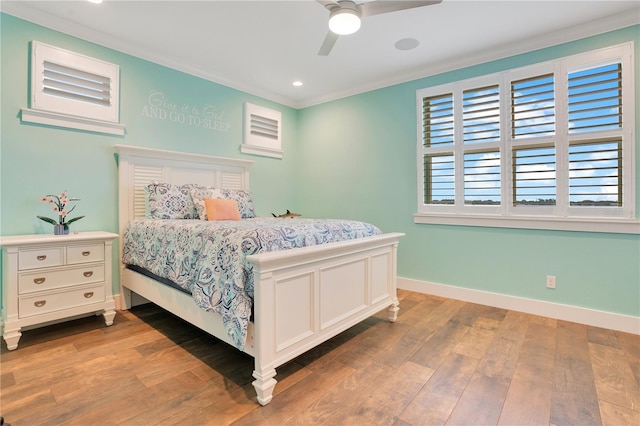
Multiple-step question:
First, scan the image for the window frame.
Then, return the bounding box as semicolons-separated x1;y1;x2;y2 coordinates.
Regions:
21;41;125;135
241;102;283;159
415;43;638;234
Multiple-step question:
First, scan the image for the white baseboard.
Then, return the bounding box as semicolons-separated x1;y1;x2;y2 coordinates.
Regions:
398;277;640;335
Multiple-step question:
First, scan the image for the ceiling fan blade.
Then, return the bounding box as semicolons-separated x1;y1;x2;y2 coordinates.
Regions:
316;0;339;9
318;31;340;56
360;0;442;18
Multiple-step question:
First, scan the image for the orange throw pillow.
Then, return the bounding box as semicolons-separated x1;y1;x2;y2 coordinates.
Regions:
204;198;241;221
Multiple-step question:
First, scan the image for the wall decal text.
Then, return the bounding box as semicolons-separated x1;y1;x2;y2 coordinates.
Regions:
141;91;231;132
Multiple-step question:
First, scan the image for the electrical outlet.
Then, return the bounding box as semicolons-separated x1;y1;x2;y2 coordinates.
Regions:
546;275;556;289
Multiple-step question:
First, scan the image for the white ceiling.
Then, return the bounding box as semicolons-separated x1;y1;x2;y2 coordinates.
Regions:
2;0;639;108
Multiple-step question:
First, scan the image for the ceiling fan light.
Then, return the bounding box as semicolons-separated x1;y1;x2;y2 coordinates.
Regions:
329;9;361;35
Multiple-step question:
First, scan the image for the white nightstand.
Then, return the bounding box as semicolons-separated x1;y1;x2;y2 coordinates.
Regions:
1;231;118;350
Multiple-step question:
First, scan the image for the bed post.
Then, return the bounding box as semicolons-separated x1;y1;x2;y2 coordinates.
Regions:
121;287;133;310
116;145;133;311
387;239;401;322
252;369;277;406
251;268;278;405
387;301;400;322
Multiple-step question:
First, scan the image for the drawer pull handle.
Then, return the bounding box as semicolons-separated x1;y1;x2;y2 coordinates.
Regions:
83;271;94;278
84;292;94;299
34;300;46;308
82;251;91;256
33;277;46;285
37;255;47;261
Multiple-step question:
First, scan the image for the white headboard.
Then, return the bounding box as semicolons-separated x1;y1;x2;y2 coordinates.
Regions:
115;145;254;235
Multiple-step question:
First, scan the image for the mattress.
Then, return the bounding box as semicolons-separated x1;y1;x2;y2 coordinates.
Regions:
122;217;382;349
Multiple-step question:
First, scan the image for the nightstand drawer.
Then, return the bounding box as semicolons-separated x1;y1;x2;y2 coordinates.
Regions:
2;231;118;350
18;264;105;294
67;244;104;264
19;247;64;270
19;284;106;318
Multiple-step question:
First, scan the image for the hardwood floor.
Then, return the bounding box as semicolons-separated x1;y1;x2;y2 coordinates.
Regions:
1;290;638;425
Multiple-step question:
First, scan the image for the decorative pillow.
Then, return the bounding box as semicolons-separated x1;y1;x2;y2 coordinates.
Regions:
190;186;255;220
223;189;256;219
189;186;226;220
204;198;241;221
146;183;198;219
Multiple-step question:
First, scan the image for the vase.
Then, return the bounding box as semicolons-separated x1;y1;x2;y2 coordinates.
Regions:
54;224;69;235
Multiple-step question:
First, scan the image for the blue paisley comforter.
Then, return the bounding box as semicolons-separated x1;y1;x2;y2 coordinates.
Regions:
122;218;381;350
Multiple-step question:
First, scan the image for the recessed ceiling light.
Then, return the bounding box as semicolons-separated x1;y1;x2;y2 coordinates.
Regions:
395;38;419;51
292;81;303;87
88;0;103;3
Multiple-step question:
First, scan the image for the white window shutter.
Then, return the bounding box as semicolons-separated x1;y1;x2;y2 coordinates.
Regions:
415;43;635;231
241;103;283;159
21;41;124;135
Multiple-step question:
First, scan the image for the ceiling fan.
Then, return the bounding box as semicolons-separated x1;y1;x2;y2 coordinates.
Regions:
317;0;442;56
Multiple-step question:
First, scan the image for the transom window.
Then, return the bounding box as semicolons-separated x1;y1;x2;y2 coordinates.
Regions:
416;43;636;233
21;41;124;135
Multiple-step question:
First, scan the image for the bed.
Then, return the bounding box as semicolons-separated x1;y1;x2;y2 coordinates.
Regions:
115;144;404;405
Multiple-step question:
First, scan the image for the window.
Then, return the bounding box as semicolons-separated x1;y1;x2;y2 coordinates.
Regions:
21;41;124;135
241;103;283;159
416;43;636;233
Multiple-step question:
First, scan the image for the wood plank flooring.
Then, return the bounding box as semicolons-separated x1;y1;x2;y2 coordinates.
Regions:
1;290;638;425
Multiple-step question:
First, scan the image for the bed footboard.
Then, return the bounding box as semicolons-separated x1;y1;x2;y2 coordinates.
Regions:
116;144;404;406
247;232;404;405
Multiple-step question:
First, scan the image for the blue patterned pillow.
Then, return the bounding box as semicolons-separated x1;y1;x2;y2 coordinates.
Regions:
223;188;256;219
147;183;198;219
190;186;256;219
189;186;227;220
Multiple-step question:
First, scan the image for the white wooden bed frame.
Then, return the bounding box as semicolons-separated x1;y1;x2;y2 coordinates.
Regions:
115;145;404;405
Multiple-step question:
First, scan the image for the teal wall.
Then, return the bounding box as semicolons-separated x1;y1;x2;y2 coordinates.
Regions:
296;26;640;317
0;14;300;303
1;13;638;319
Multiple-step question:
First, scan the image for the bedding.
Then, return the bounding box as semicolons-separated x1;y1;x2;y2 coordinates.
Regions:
122;217;382;349
146;183;199;219
145;182;256;220
190;186;256;219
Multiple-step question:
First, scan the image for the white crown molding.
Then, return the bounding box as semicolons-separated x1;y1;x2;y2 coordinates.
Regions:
298;9;640;108
2;2;638;109
0;1;298;108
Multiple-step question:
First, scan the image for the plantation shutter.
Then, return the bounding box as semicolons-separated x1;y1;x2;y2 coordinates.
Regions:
31;41;120;124
566;62;624;207
242;103;283;159
422;93;454;205
511;74;555;139
510;74;556;207
416;43;633;228
249;114;279;141
569;140;622;206
423;94;454;147
424;154;455;205
512;146;556;206
462;85;501;205
463;85;500;144
568;63;622;133
43;61;112;107
464;151;501;205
